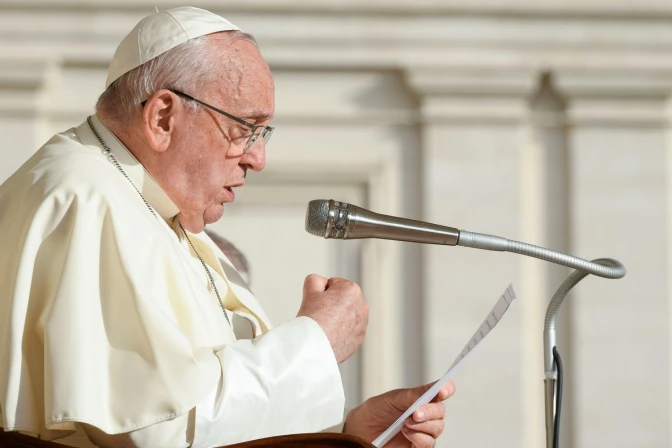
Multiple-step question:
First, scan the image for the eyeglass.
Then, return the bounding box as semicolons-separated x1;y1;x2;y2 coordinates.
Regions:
142;89;274;154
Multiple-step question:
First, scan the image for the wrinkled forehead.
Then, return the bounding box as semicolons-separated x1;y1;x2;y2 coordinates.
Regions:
207;38;275;114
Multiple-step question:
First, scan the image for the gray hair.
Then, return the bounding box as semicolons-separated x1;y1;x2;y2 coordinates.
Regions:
96;31;257;125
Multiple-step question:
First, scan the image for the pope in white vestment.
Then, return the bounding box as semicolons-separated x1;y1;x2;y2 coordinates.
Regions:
0;115;344;447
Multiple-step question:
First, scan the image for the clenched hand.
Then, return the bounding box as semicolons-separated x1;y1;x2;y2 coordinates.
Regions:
297;274;369;363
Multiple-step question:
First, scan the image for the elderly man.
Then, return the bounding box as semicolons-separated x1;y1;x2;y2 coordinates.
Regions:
0;6;454;448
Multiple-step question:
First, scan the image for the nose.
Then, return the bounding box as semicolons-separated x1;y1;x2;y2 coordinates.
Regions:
241;140;266;172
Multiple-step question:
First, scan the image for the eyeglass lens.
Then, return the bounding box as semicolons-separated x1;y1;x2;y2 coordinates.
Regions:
244;127;274;153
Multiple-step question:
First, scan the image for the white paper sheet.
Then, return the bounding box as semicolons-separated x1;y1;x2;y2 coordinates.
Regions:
372;284;517;447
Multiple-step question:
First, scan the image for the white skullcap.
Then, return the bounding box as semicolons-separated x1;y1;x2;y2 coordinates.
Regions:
105;6;240;89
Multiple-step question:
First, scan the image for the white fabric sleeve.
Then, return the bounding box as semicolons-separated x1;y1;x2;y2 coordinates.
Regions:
321;407;353;433
79;316;344;448
193;316;345;447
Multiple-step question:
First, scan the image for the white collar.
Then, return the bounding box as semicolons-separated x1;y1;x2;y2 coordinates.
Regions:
75;114;180;224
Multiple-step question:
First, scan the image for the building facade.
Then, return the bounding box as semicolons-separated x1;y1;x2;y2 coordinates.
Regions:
0;1;669;446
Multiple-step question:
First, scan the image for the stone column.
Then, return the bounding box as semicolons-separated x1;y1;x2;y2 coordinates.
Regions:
408;68;535;447
665;94;672;448
519;72;572;448
560;71;670;448
0;59;58;184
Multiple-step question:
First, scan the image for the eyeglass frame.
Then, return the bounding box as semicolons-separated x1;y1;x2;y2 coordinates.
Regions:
141;89;274;154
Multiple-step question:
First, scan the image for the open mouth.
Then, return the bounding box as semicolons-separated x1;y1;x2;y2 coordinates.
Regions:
223;185;237;202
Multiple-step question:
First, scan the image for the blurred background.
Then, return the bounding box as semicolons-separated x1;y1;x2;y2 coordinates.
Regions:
0;0;668;447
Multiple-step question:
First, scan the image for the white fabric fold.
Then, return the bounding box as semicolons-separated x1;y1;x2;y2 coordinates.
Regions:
79;319;343;448
194;317;344;447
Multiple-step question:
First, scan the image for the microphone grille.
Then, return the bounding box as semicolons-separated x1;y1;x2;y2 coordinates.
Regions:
305;199;330;237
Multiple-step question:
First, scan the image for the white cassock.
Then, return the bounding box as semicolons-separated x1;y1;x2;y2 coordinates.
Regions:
0;115;345;447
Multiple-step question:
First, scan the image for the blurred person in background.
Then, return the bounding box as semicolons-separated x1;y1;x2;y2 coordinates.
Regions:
0;6;454;448
205;229;251;286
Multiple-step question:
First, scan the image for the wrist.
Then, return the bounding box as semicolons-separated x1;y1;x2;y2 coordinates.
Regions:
342;402;366;435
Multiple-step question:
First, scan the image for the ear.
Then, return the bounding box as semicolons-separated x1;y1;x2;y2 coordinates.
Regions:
141;90;181;153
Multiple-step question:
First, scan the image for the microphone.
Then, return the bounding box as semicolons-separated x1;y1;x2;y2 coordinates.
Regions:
305;199;459;245
305;199;624;279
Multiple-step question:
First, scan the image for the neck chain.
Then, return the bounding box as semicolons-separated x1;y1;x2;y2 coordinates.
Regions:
86;116;231;327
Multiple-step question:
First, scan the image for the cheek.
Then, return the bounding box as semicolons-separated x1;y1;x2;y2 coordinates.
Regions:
187;159;238;212
203;159;236;188
193;151;232;189
177;128;238;203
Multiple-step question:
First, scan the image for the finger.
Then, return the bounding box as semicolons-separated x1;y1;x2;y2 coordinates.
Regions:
412;402;445;423
393;380;453;411
303;274;328;294
325;277;341;290
405;419;444;439
431;381;456;402
394;381;436;409
325;276;350;289
401;426;436;448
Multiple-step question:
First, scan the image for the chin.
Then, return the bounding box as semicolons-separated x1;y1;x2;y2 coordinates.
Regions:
203;203;225;224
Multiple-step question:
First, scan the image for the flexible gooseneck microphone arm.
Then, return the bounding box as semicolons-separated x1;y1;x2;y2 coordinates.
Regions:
457;232;626;448
305;199;626;448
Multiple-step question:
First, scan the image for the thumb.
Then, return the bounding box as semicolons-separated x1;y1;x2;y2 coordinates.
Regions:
303;274;329;295
395;382;438;408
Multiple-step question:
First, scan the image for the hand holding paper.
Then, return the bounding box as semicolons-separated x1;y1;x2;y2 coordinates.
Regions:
370;284;517;447
342;284;517;447
343;381;456;447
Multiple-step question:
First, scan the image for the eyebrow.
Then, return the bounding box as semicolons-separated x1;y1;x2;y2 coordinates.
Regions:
243;111;272;121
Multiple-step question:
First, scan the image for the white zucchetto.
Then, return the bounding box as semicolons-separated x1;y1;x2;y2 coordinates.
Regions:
105;6;240;89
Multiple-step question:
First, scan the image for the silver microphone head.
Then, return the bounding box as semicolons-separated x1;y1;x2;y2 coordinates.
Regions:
305;199;330;237
305;199;356;239
305;199;460;245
